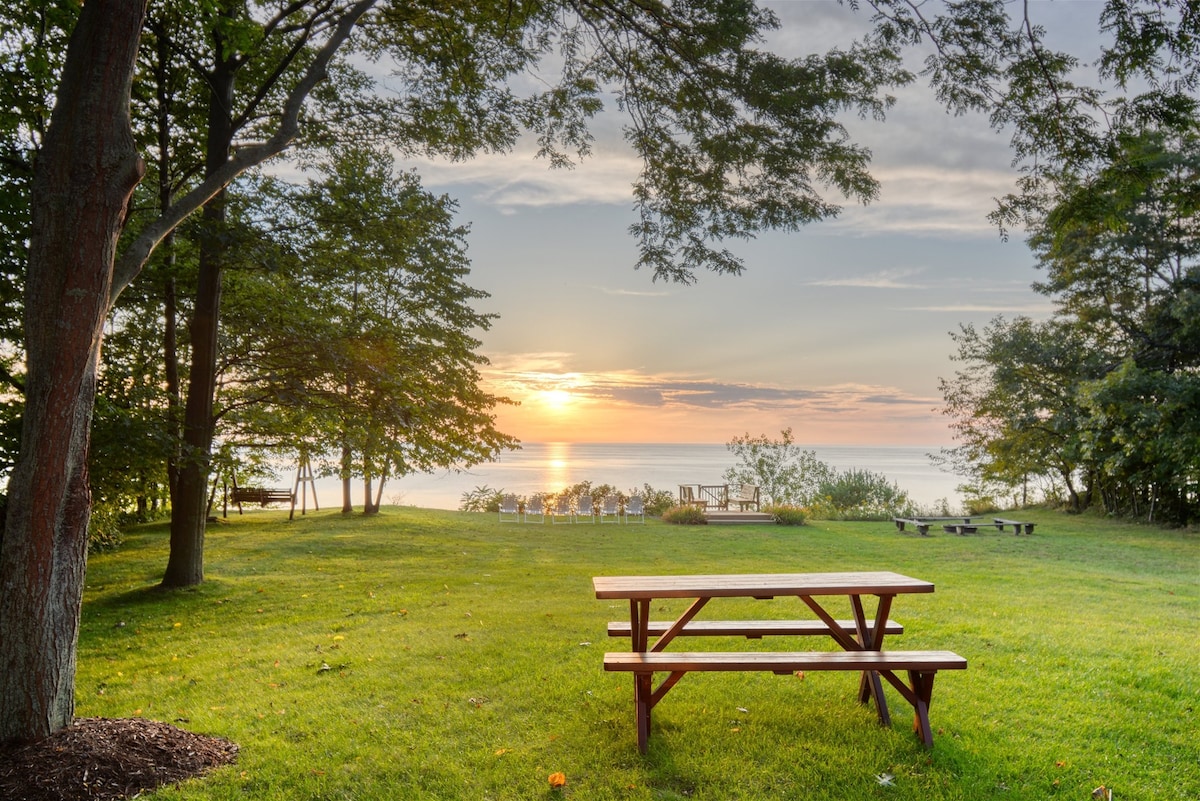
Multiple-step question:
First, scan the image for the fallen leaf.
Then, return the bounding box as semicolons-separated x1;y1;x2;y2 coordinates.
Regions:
548;771;567;788
876;772;895;787
494;748;509;756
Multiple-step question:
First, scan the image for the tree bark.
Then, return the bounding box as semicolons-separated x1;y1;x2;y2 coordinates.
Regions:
0;0;147;744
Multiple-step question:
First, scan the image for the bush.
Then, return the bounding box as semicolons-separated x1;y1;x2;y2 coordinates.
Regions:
633;484;676;517
809;468;916;521
87;502;125;553
459;485;504;513
661;504;708;525
765;504;807;526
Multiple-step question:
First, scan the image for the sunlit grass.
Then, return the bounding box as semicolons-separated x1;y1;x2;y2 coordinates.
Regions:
76;509;1199;800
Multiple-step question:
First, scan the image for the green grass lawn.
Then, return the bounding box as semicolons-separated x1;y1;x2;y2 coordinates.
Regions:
77;508;1198;800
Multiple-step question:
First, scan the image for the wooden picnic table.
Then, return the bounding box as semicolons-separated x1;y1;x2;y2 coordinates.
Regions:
594;571;965;753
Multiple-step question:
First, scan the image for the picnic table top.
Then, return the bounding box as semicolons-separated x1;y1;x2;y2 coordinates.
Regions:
593;571;934;600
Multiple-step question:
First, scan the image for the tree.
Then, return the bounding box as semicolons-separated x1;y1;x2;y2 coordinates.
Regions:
1030;130;1200;373
1025;131;1200;522
1078;361;1200;523
723;428;832;506
936;317;1106;511
0;0;147;743
215;148;517;514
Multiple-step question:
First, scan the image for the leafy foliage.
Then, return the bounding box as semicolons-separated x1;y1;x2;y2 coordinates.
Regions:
459;485;505;514
723;428;833;506
939;131;1200;524
764;504;807;526
810;468;914;521
661;504;708;525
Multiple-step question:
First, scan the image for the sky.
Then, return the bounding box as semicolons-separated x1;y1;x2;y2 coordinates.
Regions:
404;1;1106;447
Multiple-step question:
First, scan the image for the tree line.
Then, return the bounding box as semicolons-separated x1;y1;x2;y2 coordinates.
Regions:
939;130;1200;525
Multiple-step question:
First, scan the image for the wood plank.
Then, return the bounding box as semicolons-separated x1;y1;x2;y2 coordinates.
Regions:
603;650;967;673
593;571;934;600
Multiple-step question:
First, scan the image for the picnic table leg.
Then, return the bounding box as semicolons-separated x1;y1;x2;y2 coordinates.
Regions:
908;670;937;746
630;599;650;652
635;672;652;753
851;595;892;727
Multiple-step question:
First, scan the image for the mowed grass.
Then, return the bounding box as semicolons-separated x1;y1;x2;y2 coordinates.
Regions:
76;508;1199;800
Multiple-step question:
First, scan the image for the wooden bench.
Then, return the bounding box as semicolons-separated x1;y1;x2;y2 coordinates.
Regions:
729;483;760;511
942;522;1006;535
230;487;294;506
604;649;966;747
893;517;932;535
607;619;904;639
993;518;1036;535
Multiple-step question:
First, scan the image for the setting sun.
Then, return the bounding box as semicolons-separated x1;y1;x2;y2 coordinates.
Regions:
540;388;573;409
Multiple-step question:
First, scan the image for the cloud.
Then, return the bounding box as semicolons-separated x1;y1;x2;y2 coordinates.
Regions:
900;303;1056;315
410;144;641;210
806;267;929;289
484;361;937;414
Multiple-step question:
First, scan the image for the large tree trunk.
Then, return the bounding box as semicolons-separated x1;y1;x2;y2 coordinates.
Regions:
0;1;147;744
162;25;237;589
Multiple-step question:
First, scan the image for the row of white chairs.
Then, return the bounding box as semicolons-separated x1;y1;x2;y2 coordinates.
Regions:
498;494;644;524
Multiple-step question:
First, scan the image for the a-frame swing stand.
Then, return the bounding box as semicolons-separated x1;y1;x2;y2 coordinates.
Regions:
215;453;320;520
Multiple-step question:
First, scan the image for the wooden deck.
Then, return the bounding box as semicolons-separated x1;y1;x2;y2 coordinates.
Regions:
704;510;774;524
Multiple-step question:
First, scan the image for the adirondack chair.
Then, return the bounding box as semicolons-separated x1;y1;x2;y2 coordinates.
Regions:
498;493;520;523
599;495;621;524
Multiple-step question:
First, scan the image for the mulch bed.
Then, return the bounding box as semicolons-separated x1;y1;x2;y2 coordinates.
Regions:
0;717;238;801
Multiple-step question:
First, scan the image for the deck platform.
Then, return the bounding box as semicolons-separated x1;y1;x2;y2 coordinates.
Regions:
704;510;774;524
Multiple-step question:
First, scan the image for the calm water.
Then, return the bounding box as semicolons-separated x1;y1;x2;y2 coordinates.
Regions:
295;443;964;512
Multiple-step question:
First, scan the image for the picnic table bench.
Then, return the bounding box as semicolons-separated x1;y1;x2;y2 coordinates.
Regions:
594;571;966;752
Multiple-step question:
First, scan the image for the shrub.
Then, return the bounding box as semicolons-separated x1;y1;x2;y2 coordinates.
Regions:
460;485;504;513
632;484;676;517
87;502;125;553
661;504;708;525
809;468;916;521
765;504;807;526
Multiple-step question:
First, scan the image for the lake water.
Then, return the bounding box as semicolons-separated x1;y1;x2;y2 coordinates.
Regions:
292;442;965;513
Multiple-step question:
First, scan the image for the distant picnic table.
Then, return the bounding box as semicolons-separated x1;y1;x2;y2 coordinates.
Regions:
893;516;1036;536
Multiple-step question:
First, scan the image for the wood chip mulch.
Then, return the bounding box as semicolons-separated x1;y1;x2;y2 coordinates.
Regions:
0;717;238;801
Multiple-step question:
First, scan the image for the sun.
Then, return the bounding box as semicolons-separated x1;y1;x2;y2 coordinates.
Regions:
540;388;573;409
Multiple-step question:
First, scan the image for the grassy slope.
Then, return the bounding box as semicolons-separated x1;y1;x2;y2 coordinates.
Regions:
76;509;1198;800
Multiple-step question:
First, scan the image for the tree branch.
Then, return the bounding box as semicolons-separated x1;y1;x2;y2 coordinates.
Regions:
110;0;378;304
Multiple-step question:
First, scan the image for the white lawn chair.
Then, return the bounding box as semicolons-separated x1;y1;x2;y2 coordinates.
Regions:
498;493;520;523
599;495;620;524
551;495;574;524
524;495;545;523
576;495;595;523
625;495;645;524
